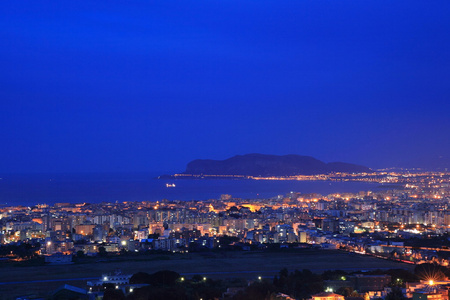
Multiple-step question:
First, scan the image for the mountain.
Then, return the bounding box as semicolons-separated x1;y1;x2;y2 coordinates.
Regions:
183;154;371;176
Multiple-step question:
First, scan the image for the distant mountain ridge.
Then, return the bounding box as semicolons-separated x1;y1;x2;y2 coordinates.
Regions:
184;154;371;176
397;155;450;171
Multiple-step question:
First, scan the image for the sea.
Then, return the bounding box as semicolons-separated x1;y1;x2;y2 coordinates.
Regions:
0;172;397;207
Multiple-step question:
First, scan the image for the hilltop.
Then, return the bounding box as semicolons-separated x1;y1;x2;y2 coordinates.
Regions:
182;154;371;176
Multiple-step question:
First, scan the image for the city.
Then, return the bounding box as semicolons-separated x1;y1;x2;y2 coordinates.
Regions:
2;0;450;299
1;171;450;298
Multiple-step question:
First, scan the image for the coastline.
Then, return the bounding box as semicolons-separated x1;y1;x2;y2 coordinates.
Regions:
0;173;387;206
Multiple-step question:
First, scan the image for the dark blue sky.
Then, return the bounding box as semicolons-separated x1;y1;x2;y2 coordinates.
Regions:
1;1;450;173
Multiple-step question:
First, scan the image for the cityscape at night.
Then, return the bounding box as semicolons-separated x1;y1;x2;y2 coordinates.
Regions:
1;1;450;300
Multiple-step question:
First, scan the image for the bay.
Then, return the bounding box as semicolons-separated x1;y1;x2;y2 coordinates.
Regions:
0;172;392;206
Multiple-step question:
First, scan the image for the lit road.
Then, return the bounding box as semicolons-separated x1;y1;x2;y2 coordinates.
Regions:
0;267;407;286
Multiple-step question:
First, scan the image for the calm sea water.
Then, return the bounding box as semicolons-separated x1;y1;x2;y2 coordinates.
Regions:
0;173;393;206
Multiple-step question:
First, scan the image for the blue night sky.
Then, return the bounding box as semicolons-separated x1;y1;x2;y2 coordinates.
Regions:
1;1;450;173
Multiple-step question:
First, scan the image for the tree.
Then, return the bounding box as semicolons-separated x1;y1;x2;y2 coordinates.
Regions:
148;233;160;239
128;285;187;300
385;269;417;286
130;270;180;286
103;288;125;300
337;287;355;297
98;246;107;257
130;272;152;284
150;270;180;286
322;270;348;281
219;235;240;246
192;274;204;282
233;280;276;300
228;206;239;213
385;287;406;300
279;268;289;279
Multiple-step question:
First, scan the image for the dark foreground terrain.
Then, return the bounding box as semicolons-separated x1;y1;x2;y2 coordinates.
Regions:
0;250;413;300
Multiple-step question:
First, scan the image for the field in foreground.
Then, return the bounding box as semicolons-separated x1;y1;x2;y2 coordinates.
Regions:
0;250;414;300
